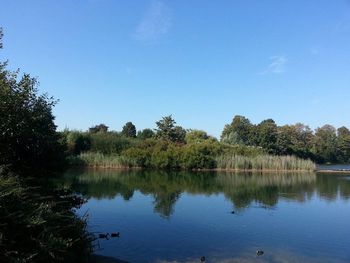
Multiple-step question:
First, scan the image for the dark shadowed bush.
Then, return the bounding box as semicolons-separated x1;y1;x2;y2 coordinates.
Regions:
89;132;133;154
62;131;91;155
0;168;93;263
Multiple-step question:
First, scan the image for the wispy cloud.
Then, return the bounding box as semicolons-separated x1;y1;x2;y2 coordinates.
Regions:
259;55;287;75
133;0;172;43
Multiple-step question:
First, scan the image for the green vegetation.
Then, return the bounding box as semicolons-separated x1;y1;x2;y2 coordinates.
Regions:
221;115;350;164
0;29;92;262
69;152;136;168
0;168;92;262
216;154;315;171
62;114;324;171
121;122;137;138
67;134;313;171
62;113;350;170
0;63;66;173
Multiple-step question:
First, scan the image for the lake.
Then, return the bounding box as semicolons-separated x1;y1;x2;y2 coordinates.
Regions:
63;168;350;263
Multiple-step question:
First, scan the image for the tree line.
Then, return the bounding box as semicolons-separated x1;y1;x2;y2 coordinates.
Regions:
221;115;350;164
64;115;350;165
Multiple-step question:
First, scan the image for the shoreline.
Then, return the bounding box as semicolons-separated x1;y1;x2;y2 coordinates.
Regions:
315;169;350;174
70;165;350;174
69;165;316;173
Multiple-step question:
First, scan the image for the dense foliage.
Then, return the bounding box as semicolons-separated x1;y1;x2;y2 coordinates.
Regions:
222;115;350;164
0;168;91;263
64;113;350;169
0;65;66;173
121;122;137;138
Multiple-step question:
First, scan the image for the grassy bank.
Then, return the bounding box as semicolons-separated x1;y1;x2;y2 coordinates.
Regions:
69;152;316;171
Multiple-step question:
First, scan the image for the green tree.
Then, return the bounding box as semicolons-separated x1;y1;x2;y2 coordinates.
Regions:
121;121;136;138
276;123;313;158
0;66;65;173
173;126;186;143
312;125;338;163
155;115;186;143
186;129;209;144
88;123;108;133
221;115;253;145
256;119;278;154
137;128;155;139
337;126;350;163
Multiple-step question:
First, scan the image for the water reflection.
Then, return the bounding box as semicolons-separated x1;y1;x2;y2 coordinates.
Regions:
63;169;350;218
61;169;350;263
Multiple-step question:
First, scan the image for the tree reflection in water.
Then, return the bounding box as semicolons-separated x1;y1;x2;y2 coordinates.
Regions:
61;169;350;218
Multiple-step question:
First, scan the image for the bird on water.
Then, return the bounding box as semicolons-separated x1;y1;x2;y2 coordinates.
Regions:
111;232;120;237
98;233;109;239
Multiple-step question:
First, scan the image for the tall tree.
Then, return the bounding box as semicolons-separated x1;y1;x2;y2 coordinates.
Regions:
0;31;65;172
337;126;350;163
277;123;313;158
221;115;253;145
256;119;278;154
121;122;136;138
155;115;186;143
312;125;338;163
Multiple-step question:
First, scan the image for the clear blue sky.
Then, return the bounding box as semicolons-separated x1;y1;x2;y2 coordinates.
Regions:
1;0;350;137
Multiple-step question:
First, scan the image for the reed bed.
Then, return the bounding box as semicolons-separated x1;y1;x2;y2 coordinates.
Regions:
69;152;137;168
216;154;316;171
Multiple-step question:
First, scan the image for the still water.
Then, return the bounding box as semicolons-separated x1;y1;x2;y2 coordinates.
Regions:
63;168;350;263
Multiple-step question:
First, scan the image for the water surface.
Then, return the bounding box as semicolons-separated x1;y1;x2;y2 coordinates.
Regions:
63;169;350;263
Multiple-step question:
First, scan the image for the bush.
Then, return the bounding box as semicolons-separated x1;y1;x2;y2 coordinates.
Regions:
122;147;151;167
150;143;181;169
63;131;91;155
89;132;133;154
0;168;92;262
181;141;221;169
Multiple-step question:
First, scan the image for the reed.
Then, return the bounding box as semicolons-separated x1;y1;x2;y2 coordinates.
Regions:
215;154;316;171
69;152;137;168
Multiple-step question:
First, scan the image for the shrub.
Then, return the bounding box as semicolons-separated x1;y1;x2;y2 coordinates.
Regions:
181;141;221;169
0;169;92;262
64;131;91;155
89;132;133;154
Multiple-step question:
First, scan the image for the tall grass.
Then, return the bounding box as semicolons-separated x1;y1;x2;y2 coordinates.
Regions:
69;152;316;171
216;154;316;171
69;152;138;168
